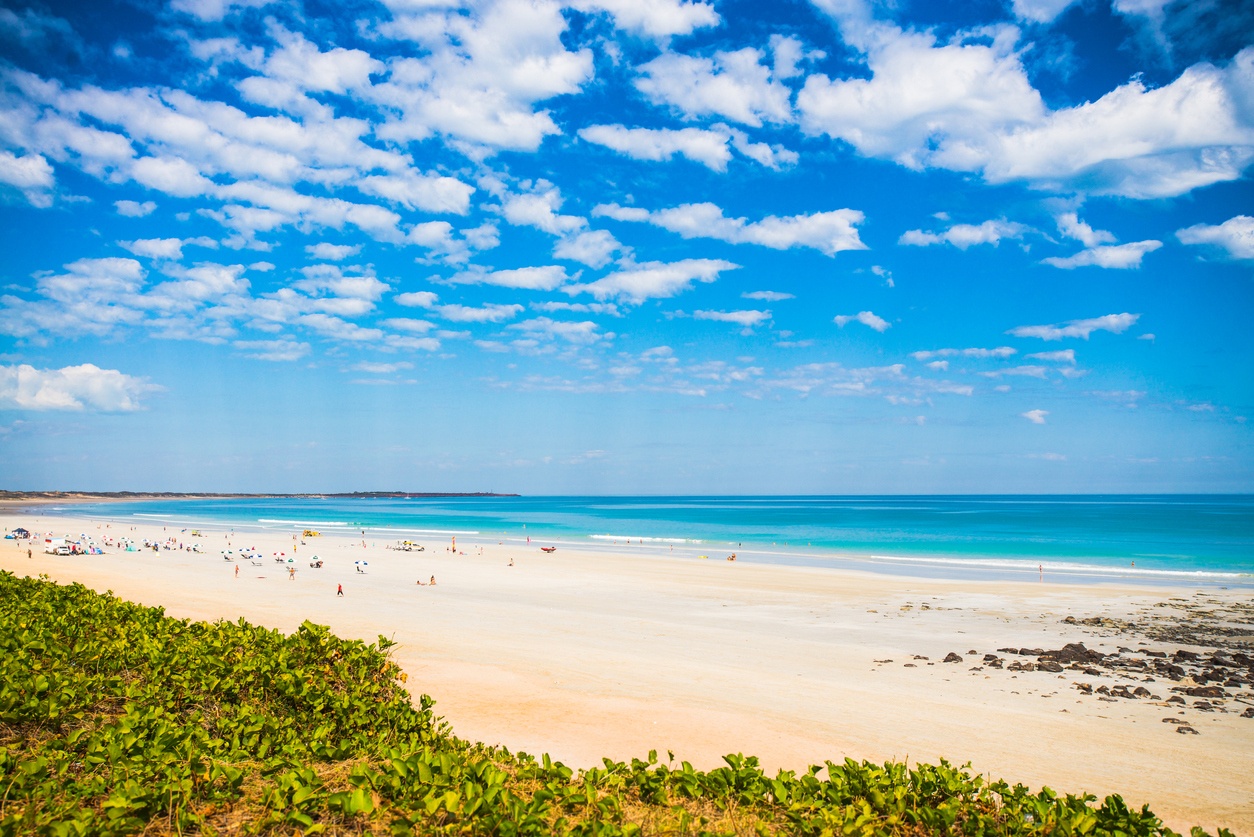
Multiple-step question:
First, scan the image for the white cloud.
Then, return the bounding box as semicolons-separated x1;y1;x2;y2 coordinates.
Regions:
553;230;621;268
1055;212;1115;248
1021;408;1049;424
371;0;593;153
899;219;1027;249
306;243;361;261
635;47;792;127
0;149;54;207
293;264;388;302
566;258;737;303
170;0;271;22
406;221;496;266
1008;312;1140;340
395;290;439;308
1010;0;1077;22
594;202;866;256
797;8;1254;199
508;316;607;344
500;184;586;234
568;0;719;39
352;361;413;374
1042;240;1161;269
1026;349;1076;363
356;170;474;214
743;290;794;301
380;317;435;332
578;124;732;170
120;238;185;260
531;300;621;316
234;338;310;361
1177;215;1254;260
446;265;569;291
436;303;524;323
114;199;157;217
834;310;890;332
981;365;1048;378
0;363;159;411
693;309;772;330
911;346;1016;360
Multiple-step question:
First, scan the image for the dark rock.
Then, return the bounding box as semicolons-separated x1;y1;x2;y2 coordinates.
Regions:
903;663;916;667
1063;616;1077;624
1007;661;1033;672
943;652;963;663
967;649;978;655
1162;717;1188;724
1242;707;1254;718
1020;648;1045;656
997;647;1019;654
1182;686;1226;698
987;659;1003;669
1133;686;1151;697
1037;661;1064;673
1176;726;1200;735
1084;667;1102;676
1145;650;1166;658
1075;683;1093;694
1224;678;1243;687
1173;650;1200;661
1040;642;1105;665
1096;685;1111;695
983;653;1000;661
1194;701;1215;711
1166;695;1186;705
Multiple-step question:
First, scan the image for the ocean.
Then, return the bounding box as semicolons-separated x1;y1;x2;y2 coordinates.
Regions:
47;495;1254;586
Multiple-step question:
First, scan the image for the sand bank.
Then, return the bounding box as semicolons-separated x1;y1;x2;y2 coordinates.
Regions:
3;510;1251;833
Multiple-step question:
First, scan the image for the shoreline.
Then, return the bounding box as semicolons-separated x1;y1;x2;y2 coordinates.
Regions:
26;498;1253;590
3;508;1252;833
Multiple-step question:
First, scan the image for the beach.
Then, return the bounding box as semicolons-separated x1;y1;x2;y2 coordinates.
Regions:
2;508;1251;834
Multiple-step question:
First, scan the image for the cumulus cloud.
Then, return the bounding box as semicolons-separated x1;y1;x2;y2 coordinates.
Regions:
370;0;593;153
594;202;865;256
1177;215;1254;259
635;47;792;127
692;309;772;329
1021;408;1049;424
114;199;157;217
394;290;439;308
1041;240;1162;269
834;310;890;331
568;0;719;39
553;230;621;268
1026;349;1076;363
911;346;1016;360
797;6;1254;199
1055;212;1115;248
567;258;738;303
500;184;586;235
508;316;607;344
120;238;190;260
0;363;160;411
1008;313;1140;340
743;290;794;301
306;243;361;261
578;124;733;170
435;303;524;323
0;150;54;207
899;219;1027;249
445;265;569;291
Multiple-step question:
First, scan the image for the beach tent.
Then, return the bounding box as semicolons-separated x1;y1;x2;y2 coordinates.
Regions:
13;528;30;538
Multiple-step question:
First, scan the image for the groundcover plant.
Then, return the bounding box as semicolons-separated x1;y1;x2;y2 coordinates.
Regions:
0;571;1234;836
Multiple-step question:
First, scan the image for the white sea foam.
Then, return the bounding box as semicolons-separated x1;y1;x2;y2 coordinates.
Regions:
257;519;352;527
590;534;704;544
850;551;1247;580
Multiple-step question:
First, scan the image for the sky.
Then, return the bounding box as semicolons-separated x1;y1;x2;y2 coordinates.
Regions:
0;0;1251;495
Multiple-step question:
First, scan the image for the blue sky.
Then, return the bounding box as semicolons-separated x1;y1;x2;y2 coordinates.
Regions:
0;0;1251;494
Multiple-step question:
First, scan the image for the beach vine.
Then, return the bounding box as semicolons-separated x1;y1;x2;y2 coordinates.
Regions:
0;571;1235;836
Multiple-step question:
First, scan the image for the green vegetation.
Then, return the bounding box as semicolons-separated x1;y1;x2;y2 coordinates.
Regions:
0;571;1232;836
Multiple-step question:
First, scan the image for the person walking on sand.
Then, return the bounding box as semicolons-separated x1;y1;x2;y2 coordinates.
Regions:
234;564;239;579
337;583;344;597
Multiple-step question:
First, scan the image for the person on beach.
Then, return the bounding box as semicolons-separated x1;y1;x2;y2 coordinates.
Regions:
337;583;344;597
234;565;239;578
429;575;436;586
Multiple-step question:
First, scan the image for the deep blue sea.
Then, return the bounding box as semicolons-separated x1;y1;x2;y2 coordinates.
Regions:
49;495;1254;586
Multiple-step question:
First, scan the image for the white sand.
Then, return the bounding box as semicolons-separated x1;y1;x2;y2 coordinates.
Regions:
3;509;1251;833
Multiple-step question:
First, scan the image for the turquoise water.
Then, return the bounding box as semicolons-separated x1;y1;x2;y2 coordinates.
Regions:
50;495;1254;586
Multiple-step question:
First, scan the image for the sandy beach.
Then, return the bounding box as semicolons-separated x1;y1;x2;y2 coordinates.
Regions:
3;509;1251;834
